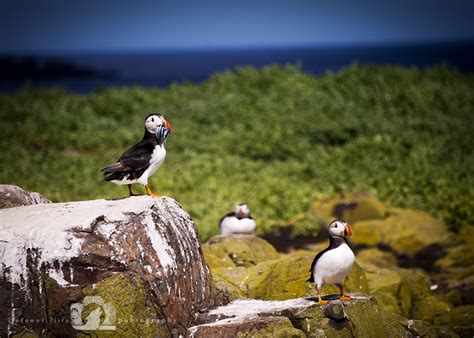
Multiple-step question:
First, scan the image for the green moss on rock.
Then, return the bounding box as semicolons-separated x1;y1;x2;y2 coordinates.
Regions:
211;269;245;303
312;192;386;224
356;248;398;269
411;295;453;323
357;251;433;317
407;319;458;337
352;208;448;256
292;297;408;337
203;235;280;268
214;253;368;300
236;317;305;338
434;305;474;337
79;273;166;337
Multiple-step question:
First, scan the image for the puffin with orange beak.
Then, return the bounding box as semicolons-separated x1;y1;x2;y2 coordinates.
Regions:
101;114;173;197
307;220;355;304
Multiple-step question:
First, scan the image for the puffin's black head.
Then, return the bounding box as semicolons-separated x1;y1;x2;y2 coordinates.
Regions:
234;203;250;218
328;219;353;238
144;114;173;134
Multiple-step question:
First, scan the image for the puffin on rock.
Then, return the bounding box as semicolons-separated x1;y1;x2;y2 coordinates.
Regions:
219;203;256;236
308;220;355;304
101;114;172;197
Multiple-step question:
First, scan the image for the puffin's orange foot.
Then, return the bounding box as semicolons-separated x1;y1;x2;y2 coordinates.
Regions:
318;299;329;305
145;185;161;198
339;296;352;301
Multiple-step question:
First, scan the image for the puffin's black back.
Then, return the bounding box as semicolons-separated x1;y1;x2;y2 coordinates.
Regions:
218;211;254;228
101;129;157;181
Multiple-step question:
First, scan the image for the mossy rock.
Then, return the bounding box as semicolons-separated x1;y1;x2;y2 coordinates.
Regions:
78;273;166;337
211;269;246;303
312;192;386;224
203;249;237;269
292;297;408;337
434;305;474;337
352;208;448;256
357;251;432;317
203;235;280;268
236;317;306;338
214;253;368;300
356;248;398;269
411;295;453;323
436;227;474;304
358;259;405;315
407;319;459;337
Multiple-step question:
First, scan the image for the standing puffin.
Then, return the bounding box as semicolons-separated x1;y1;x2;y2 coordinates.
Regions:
308;220;355;304
219;203;256;236
101;114;172;197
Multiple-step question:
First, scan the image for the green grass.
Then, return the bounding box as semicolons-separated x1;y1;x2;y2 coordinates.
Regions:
0;64;473;240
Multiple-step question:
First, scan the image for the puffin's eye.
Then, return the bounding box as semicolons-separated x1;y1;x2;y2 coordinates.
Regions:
151;118;155;122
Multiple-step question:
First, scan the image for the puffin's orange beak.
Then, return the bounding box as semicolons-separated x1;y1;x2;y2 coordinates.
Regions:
344;224;353;237
164;117;173;132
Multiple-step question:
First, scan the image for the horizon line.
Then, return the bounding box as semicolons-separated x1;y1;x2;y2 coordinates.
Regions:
1;38;474;57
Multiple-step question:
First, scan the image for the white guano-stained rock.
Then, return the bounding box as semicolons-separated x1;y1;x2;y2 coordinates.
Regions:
0;195;213;336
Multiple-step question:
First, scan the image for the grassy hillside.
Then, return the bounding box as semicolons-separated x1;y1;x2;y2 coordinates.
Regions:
0;64;473;240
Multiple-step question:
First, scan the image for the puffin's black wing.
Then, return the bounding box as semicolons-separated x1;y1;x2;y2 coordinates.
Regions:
307;246;331;282
102;139;155;181
219;212;236;228
307;237;347;282
118;141;155;170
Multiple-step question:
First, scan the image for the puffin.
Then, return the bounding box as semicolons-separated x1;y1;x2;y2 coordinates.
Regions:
101;114;172;197
219;203;256;236
308;220;355;304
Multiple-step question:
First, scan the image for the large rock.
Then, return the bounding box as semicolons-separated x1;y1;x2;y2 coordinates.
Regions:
214;252;368;301
312;192;386;224
188;295;413;337
0;196;213;336
435;226;474;305
0;184;51;209
357;248;436;317
203;234;280;268
435;305;474;337
352;208;448;257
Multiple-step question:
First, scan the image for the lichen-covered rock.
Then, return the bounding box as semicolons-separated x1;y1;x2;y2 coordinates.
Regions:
189;295;412;337
357;250;433;317
435;226;474;305
0;184;51;209
214;252;368;301
411;295;453;323
352;208;448;256
211;270;246;304
434;305;474;337
203;234;280;268
0;196;212;336
356;248;398;269
190;316;305;338
406;319;458;337
312;192;386;224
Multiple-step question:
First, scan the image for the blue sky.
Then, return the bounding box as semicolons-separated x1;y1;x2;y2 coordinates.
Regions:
1;0;473;53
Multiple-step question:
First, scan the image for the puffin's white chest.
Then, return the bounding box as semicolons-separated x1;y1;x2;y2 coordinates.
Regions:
137;145;166;185
220;217;256;236
312;243;355;286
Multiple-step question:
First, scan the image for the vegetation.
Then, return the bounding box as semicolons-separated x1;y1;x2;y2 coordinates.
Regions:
0;64;473;240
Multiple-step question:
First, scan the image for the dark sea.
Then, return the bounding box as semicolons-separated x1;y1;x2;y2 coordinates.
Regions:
1;41;473;94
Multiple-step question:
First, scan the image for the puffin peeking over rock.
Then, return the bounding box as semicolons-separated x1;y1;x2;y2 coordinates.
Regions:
219;203;256;236
101;114;172;197
308;220;355;304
